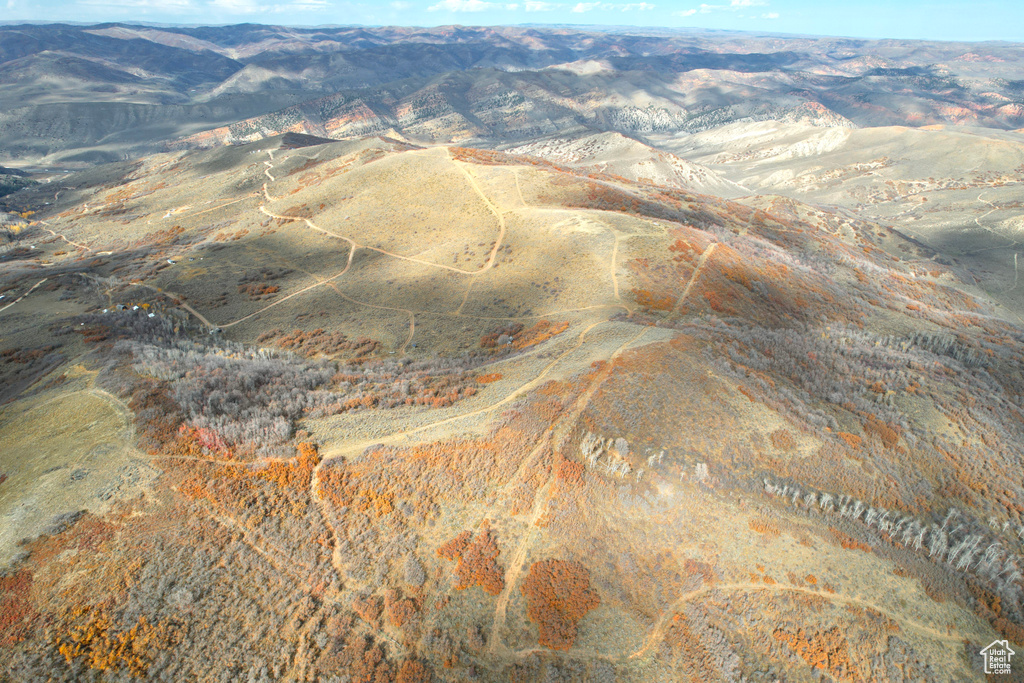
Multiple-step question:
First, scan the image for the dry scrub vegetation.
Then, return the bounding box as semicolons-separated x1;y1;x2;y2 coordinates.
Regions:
2;133;1024;682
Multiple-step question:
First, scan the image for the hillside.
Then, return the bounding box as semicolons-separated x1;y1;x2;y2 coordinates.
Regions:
3;23;1024;166
1;132;1023;681
506;131;748;198
653;120;1024;320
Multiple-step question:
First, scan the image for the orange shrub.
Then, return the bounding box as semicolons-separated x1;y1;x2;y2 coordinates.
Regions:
0;570;37;646
55;606;177;677
438;523;504;595
863;415;901;449
437;531;472;562
749;518;780;538
830;528;873;553
773;627;855;682
513;320;569;350
178;442;321;518
555;458;585;486
633;288;675;311
237;283;280;299
837;432;863;449
257;328;380;358
352;595;383;627
769;429;797;452
384;590;419;629
396;658;433;683
520;559;600;650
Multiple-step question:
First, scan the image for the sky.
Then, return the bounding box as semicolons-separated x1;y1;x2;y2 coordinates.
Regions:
4;0;1024;42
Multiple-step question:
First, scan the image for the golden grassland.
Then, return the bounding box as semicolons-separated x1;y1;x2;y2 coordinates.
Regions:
0;135;1022;680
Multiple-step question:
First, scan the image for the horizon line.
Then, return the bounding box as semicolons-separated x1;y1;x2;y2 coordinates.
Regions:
1;20;1023;44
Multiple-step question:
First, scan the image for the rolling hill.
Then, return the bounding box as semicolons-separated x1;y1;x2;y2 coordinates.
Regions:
1;129;1023;680
3;23;1024;166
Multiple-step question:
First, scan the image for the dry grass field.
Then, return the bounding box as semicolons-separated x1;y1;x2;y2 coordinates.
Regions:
2;128;1023;682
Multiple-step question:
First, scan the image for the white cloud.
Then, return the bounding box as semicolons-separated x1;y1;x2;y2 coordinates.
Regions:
390;0;411;8
524;0;557;9
207;0;328;11
570;1;653;11
80;0;196;7
675;0;774;16
427;0;497;10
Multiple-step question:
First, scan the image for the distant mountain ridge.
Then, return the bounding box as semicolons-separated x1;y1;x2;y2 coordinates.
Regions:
2;23;1024;166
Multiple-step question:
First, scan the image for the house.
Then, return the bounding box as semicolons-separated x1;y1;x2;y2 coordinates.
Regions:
981;640;1015;675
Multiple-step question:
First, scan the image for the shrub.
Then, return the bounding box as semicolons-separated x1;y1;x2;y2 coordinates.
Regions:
749;518;780;538
54;606;178;677
396;658;433;683
0;570;37;646
773;627;855;682
256;328;380;358
769;428;797;452
520;559;600;650
404;555;426;586
438;522;504;595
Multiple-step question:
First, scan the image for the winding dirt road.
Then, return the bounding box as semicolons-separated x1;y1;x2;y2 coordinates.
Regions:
627;580;985;663
0;278;49;315
485;322;653;658
668;242;717;321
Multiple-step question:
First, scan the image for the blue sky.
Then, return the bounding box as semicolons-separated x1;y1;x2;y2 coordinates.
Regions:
4;0;1024;42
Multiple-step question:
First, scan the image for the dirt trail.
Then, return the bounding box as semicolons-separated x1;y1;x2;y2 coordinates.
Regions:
325;282;416;354
39;221;91;252
611;231;621;300
449;153;506;271
86;387;134;431
264;149;276;182
486;465;555;658
184;193;257;219
320;320;612;463
586;215;624;303
668;242;717;320
486;322;653;658
222;150;634;329
129;283;216;328
84;274;214;329
483;239;714;659
260;199;496;276
0;278;49;315
627;581;985;662
212;208;359;330
965;190;1022;255
513;168;528;208
455;278;475;315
